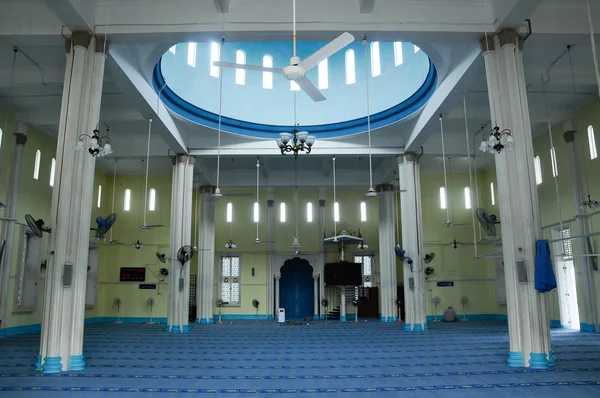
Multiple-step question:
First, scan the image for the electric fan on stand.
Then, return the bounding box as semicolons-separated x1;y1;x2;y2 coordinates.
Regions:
352;300;359;323
395;298;402;322
25;214;51;238
432;296;441;322
216;299;228;324
114;297;122;324
146;297;155;324
252;299;260;323
322;299;329;323
461;296;469;321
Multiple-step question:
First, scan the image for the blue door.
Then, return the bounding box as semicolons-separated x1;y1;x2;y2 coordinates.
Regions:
279;258;314;320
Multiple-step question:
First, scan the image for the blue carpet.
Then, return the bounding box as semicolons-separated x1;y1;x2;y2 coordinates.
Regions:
0;320;599;397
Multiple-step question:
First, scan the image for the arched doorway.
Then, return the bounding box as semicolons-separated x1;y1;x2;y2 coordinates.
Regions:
279;257;314;320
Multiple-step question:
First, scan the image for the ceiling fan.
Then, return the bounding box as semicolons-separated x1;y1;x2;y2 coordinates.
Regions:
213;0;354;102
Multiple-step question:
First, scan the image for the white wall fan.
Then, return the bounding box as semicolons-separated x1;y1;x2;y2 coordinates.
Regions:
476;208;500;239
213;0;354;102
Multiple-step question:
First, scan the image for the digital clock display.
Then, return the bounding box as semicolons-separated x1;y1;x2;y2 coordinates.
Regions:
120;267;146;282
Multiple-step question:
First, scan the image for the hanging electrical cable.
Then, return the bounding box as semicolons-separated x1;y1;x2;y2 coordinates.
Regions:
213;36;226;198
362;37;376;197
109;158;117;243
332;156;338;242
464;96;479;258
256;156;260;243
439;115;452;227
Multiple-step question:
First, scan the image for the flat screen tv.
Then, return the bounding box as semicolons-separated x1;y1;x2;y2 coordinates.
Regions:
324;262;362;286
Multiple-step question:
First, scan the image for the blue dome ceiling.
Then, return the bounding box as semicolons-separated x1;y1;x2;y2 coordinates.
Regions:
153;41;437;138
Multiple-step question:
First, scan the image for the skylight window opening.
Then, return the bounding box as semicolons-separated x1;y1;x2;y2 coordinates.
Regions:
263;55;273;89
393;42;404;66
440;187;447;210
169;45;176;54
345;49;356;85
414;45;421;53
187;42;197;67
235;50;246;85
588;125;598;160
210;42;220;78
551;147;558;177
360;201;367;222
306;202;313;223
280;203;286;222
226;202;233;223
370;42;381;77
318;58;328;90
534;156;543;185
464;187;472;209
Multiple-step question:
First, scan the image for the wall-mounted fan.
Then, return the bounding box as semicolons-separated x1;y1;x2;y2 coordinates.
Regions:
177;245;194;266
25;214;51;238
394;248;414;271
146;297;155;324
92;213;117;240
214;0;354;101
113;297;122;324
432;296;441;322
460;296;469;322
321;298;329;323
476;208;500;239
252;299;260;323
423;253;435;264
216;298;228;324
424;267;435;279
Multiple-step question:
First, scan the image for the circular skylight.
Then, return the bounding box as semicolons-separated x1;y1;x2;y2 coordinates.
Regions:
154;41;437;138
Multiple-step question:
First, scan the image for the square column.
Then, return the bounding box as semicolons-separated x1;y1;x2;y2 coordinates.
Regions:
481;29;552;368
266;189;275;320
377;184;397;323
197;186;216;324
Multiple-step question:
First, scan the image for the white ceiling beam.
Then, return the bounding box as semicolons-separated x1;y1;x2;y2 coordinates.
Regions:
358;0;374;14
214;0;231;13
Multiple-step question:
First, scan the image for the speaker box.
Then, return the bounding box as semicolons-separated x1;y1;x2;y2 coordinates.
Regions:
516;260;527;283
63;262;73;287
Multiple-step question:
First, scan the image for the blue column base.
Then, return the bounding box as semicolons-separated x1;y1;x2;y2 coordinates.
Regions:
68;355;86;371
34;355;42;371
199;318;207;324
403;323;412;331
183;325;190;333
529;352;549;369
165;325;170;332
548;350;557;367
313;314;319;320
208;318;214;324
580;323;597;333
413;324;423;331
171;325;181;333
42;356;62;373
386;316;395;323
423;322;429;330
380;316;386;322
340;315;347;322
507;351;524;367
267;315;274;320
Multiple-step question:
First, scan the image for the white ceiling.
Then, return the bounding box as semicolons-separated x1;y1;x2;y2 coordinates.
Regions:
0;0;598;187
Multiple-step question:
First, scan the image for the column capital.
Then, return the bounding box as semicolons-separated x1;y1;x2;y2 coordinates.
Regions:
15;133;27;146
480;33;496;52
14;122;28;145
199;185;216;194
94;35;110;54
267;187;274;201
175;155;195;165
498;28;525;50
563;131;577;143
312;273;320;280
66;31;92;52
267;199;274;207
405;152;417;163
397;154;405;164
274;273;281;280
319;199;326;207
318;187;326;201
376;183;395;193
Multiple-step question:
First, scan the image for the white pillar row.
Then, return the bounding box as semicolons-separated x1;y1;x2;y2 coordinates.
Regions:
266;189;275;320
339;286;347;322
166;155;195;333
37;32;109;373
318;188;326;319
313;273;319;319
377;184;397;322
274;273;281;313
197;185;216;324
398;154;427;331
563;126;599;333
0;122;27;329
481;29;553;368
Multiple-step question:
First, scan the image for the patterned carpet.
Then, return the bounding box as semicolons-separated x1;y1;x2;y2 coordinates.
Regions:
0;320;599;396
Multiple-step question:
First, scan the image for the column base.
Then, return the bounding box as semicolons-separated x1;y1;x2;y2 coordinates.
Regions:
403;323;412;331
380;316;386;322
340;316;347;322
68;355;86;371
313;314;319;320
548;350;557;367
208;318;214;324
165;325;170;332
386;316;395;323
183;325;190;333
507;351;524;367
200;318;207;324
42;356;63;373
267;315;274;320
423;322;429;330
413;323;423;331
34;355;42;371
529;352;549;369
580;323;598;333
171;325;181;333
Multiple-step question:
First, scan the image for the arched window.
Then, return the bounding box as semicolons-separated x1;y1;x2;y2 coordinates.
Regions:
235;50;246;85
210;42;220;78
439;187;447;209
490;183;496;206
124;189;131;211
226;202;233;222
534;156;543;185
263;55;273;89
370;42;381;77
306;202;313;222
97;185;102;208
33;150;41;180
414;45;420;53
280;202;286;222
360;201;367;222
187;42;197;67
318;58;328;89
0;127;3;152
253;202;259;222
345;49;356;85
169;45;176;54
333;202;340;222
464;187;472;209
550;147;558;177
149;188;156;211
49;158;56;187
588;125;598;159
393;42;403;66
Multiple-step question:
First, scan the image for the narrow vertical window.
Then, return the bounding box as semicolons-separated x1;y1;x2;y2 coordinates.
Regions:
370;42;381;77
235;50;246;85
149;188;156;211
440;187;447;210
318;58;328;90
588;125;598;160
0;128;3;151
280;203;286;222
551;147;558;177
187;42;196;67
464;187;472;209
97;185;102;208
534;155;543;185
306;202;313;223
360;201;367;222
490;183;496;206
169;45;176;54
33;149;41;180
210;42;220;78
226;202;233;223
253;202;259;223
393;42;403;66
345;49;356;85
291;81;300;91
334;202;340;222
263;55;273;89
124;189;131;211
49;158;56;187
414;45;421;53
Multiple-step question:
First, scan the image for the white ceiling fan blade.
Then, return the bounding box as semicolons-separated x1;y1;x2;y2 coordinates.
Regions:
213;61;283;73
296;78;326;102
299;32;355;71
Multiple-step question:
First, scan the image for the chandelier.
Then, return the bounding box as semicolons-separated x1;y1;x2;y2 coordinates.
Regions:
225;240;237;249
479;126;515;154
75;129;112;157
581;194;600;210
276;128;315;158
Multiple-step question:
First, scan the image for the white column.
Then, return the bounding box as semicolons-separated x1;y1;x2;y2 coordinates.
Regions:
563;127;599;333
481;29;552;368
266;190;275;320
339;286;347;322
274;273;281;313
0;122;27;329
198;186;216;324
166;155;195;333
377;184;396;322
318;188;327;319
313;273;319;319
